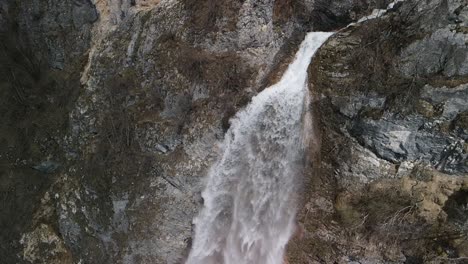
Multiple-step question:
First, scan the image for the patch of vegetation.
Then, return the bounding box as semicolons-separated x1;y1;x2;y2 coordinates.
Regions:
0;2;86;262
0;23;55;264
181;0;244;32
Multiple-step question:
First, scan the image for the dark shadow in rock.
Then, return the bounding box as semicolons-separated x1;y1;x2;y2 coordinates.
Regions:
443;189;468;227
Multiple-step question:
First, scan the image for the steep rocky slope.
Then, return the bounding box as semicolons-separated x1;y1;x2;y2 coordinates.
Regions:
0;1;96;263
1;0;467;263
289;0;468;263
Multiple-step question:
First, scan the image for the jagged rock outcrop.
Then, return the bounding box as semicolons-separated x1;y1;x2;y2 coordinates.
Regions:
1;0;467;263
289;0;468;263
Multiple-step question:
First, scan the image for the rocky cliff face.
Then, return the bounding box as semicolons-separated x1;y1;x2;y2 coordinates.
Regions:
0;1;96;263
1;0;467;263
290;0;468;263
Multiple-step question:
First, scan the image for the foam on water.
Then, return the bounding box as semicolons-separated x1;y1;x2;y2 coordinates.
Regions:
186;32;334;264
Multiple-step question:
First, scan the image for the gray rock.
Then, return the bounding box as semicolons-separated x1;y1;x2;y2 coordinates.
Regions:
421;83;468;119
72;0;98;28
331;93;386;118
399;28;468;77
351;117;449;163
32;161;60;174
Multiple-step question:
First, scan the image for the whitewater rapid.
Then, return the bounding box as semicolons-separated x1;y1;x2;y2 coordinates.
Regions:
186;32;333;264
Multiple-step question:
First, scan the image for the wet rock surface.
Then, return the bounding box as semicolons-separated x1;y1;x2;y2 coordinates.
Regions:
1;0;467;263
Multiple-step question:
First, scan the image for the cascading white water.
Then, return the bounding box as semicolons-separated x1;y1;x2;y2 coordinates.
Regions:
186;32;333;264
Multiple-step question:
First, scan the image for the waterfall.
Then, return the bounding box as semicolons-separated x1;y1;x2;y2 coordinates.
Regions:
186;32;333;264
